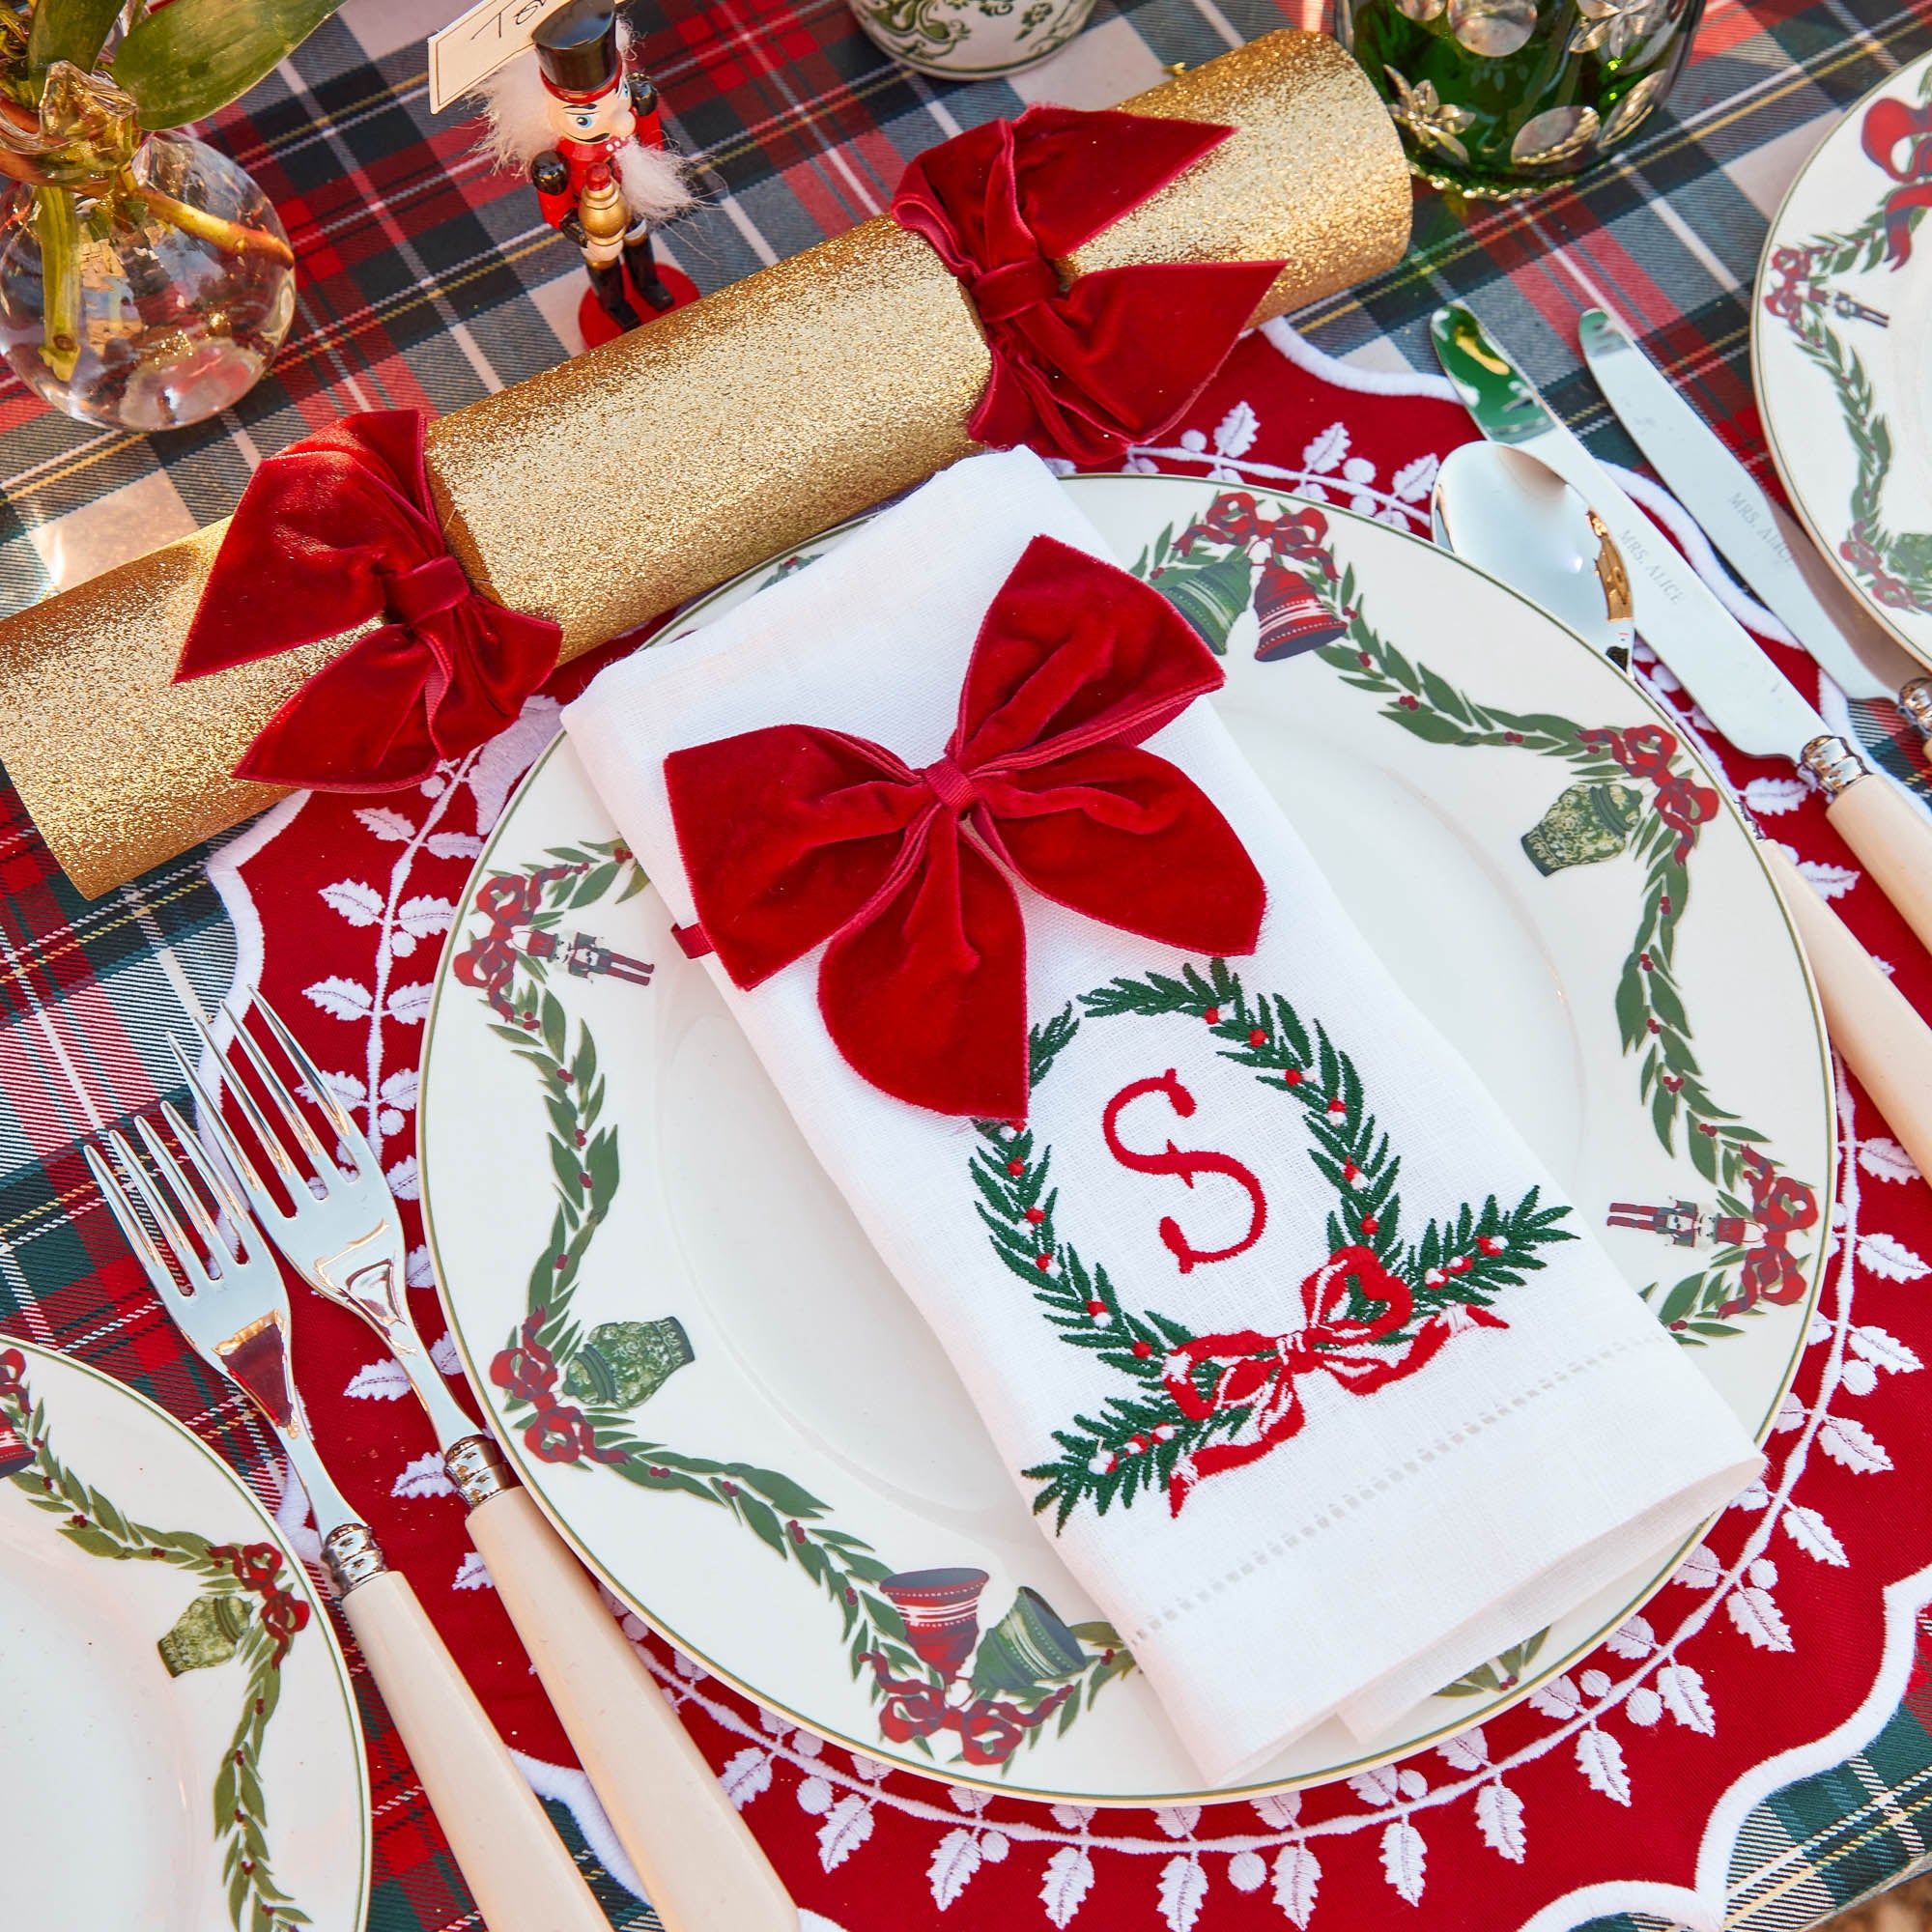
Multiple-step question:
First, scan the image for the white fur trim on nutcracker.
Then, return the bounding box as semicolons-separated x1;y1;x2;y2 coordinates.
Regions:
473;24;695;227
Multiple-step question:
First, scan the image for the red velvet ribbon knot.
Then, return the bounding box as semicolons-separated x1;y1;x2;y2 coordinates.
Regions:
665;536;1267;1121
1862;96;1932;268
175;410;563;792
891;107;1286;467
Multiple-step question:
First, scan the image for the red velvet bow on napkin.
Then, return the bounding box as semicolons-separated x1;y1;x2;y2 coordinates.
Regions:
665;536;1266;1120
892;107;1285;468
175;411;562;791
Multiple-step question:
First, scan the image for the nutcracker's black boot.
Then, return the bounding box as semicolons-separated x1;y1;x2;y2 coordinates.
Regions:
624;234;676;313
588;257;641;330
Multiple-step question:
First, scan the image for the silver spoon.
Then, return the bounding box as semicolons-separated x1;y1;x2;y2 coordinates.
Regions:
1431;441;1633;662
1431;439;1932;1187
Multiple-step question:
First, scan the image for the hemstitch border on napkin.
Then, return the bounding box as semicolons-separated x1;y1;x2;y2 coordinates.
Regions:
1124;1325;1688;1640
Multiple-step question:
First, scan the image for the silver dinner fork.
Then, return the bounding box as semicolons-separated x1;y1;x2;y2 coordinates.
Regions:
86;1116;610;1932
172;997;797;1932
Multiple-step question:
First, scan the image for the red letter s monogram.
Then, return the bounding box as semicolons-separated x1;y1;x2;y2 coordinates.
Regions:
1101;1071;1267;1274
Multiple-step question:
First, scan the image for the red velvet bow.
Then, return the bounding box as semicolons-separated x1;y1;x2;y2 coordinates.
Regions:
1862;96;1932;268
665;536;1266;1121
891;107;1285;468
175;411;562;791
1162;1246;1453;1515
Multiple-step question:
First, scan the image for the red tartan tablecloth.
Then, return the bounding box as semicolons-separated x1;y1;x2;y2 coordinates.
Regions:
7;1;1932;1926
201;327;1932;1931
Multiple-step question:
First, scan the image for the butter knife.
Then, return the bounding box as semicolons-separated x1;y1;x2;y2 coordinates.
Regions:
1433;303;1932;966
1577;307;1932;730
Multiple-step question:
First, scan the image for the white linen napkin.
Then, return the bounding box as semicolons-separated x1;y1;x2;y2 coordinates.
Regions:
562;448;1761;1785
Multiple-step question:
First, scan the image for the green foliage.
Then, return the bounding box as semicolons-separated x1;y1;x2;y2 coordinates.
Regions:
1;1377;308;1930
28;0;126;76
1137;492;1816;1347
114;0;352;136
1009;961;1577;1525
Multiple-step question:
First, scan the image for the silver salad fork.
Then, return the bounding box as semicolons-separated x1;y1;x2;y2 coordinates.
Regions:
86;1114;610;1932
172;996;796;1932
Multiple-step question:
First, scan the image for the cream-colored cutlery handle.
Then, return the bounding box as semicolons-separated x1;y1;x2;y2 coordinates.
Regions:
468;1485;800;1932
1826;773;1932;965
339;1567;611;1932
1762;840;1932;1181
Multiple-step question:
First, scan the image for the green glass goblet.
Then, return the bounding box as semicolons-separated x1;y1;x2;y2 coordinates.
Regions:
1337;0;1705;201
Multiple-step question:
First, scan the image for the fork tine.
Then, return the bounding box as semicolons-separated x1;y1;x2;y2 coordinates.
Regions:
180;1006;311;1194
167;1037;276;1208
216;1002;340;1179
249;995;375;1176
106;1127;213;1292
85;1144;186;1302
131;1115;235;1275
158;1099;257;1248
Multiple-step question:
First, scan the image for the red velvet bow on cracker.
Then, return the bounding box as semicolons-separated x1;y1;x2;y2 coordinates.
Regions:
665;536;1266;1120
175;411;561;791
891;107;1285;468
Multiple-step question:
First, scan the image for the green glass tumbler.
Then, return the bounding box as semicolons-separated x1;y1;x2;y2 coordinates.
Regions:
1337;0;1704;200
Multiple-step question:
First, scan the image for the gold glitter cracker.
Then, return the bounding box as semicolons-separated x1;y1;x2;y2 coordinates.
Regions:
0;30;1409;896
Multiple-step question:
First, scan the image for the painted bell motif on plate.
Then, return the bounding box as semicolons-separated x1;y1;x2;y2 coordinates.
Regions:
1520;781;1643;875
879;1567;989;1679
0;1409;30;1481
1253;562;1350;663
968;1585;1086;1698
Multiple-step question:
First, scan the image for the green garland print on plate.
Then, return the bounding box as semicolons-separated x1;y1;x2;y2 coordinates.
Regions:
451;844;1133;1770
1133;489;1821;1344
1761;63;1932;616
0;1350;311;1932
980;965;1575;1526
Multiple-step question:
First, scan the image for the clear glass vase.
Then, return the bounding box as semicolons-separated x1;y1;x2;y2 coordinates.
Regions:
0;131;295;430
1338;0;1705;201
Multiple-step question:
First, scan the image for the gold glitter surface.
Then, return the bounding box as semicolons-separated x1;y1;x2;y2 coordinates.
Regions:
0;524;345;897
1075;32;1411;320
430;221;989;658
0;30;1411;896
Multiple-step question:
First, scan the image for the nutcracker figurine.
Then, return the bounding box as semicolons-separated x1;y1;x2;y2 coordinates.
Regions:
476;0;695;340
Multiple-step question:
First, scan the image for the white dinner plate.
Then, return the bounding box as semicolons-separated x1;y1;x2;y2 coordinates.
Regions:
421;476;1832;1803
1755;46;1932;666
0;1338;368;1930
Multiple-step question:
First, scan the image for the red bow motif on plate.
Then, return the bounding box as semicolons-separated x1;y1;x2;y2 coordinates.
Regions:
1578;724;1720;863
666;535;1266;1121
1862;95;1932;268
1161;1245;1482;1515
1729;1149;1821;1316
175;411;562;792
891;107;1285;468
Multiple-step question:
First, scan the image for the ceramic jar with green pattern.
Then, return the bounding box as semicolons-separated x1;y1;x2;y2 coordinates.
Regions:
1338;0;1704;199
844;0;1094;79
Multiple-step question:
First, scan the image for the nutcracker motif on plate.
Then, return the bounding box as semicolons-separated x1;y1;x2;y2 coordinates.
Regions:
476;0;696;342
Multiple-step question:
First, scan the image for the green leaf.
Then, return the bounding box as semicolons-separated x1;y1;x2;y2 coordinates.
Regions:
733;1464;830;1518
1385;704;1470;745
29;0;125;72
115;0;353;128
734;1493;788;1555
539;989;567;1064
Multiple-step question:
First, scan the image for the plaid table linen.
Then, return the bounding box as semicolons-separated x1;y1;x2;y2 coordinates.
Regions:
4;1;1932;1928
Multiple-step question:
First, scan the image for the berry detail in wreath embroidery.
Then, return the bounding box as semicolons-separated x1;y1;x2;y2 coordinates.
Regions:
971;962;1577;1524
